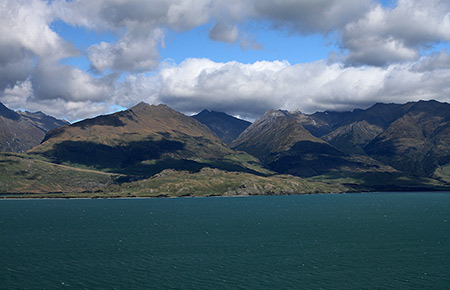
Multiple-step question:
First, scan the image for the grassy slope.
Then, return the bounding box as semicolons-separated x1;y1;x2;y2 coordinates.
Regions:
0;159;350;198
434;164;450;184
0;153;117;194
42;168;350;198
1;152;447;198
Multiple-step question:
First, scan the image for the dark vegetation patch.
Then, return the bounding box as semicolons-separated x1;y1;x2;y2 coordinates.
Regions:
40;138;184;171
365;139;440;177
268;141;351;177
37;138;262;179
0;159;20;165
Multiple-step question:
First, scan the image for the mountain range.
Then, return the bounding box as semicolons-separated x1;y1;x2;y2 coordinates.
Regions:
231;100;450;191
0;102;68;152
1;100;449;197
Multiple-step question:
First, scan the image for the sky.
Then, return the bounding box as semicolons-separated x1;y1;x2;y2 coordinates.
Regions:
1;0;450;122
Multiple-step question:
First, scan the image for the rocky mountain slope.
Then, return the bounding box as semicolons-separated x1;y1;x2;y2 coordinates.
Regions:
365;100;450;176
231;109;394;177
0;102;68;152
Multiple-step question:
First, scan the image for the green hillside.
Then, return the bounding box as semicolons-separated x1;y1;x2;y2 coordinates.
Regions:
0;153;117;194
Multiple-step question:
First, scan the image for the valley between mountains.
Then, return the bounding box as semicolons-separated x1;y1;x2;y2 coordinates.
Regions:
1;100;449;198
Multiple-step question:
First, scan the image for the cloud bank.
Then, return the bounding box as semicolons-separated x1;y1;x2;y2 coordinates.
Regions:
114;54;450;120
0;0;449;121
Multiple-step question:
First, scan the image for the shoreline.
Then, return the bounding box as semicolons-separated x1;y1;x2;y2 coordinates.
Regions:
2;189;450;200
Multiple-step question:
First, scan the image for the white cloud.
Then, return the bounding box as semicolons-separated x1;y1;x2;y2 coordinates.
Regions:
411;50;450;72
31;60;114;102
0;0;116;121
0;0;76;91
53;0;214;73
342;0;450;66
1;0;450;122
3;55;450;122
88;28;165;73
1;79;113;122
104;56;450;120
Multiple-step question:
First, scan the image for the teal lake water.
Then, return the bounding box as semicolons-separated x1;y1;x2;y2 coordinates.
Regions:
1;192;450;289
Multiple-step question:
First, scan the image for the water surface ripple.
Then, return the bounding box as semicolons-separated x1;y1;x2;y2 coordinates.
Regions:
1;192;449;289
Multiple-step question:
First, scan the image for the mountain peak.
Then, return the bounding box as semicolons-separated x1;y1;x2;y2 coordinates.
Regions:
129;102;175;114
256;109;297;125
197;109;211;115
129;101;151;112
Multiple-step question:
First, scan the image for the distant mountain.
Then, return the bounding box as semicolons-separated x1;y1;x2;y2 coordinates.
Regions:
192;109;251;144
307;100;450;178
232;100;450;186
365;100;450;176
31;102;269;177
0;102;68;152
231;109;391;177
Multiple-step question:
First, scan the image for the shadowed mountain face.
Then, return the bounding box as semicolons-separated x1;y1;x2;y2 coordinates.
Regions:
232;100;450;180
231;109;392;177
192;109;251;144
365;100;450;176
0;102;69;153
231;110;326;163
31;103;268;177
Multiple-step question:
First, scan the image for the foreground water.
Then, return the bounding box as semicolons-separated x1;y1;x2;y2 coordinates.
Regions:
1;193;449;289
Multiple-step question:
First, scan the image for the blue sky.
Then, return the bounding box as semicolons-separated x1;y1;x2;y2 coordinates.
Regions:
53;18;337;69
1;0;450;121
52;0;395;66
162;25;338;64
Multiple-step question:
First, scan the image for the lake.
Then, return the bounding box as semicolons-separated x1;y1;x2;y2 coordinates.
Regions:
1;192;449;289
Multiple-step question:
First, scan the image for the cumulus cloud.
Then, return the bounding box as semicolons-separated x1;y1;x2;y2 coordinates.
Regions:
54;0;213;73
1;0;450;122
0;0;116;121
88;28;164;73
252;0;374;34
1;79;114;121
50;0;450;69
0;0;74;91
108;56;449;120
411;50;450;72
342;0;450;66
31;61;115;102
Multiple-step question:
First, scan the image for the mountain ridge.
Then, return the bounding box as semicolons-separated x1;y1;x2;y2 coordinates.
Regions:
31;102;270;177
0;102;69;152
232;100;450;185
1;100;450;197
